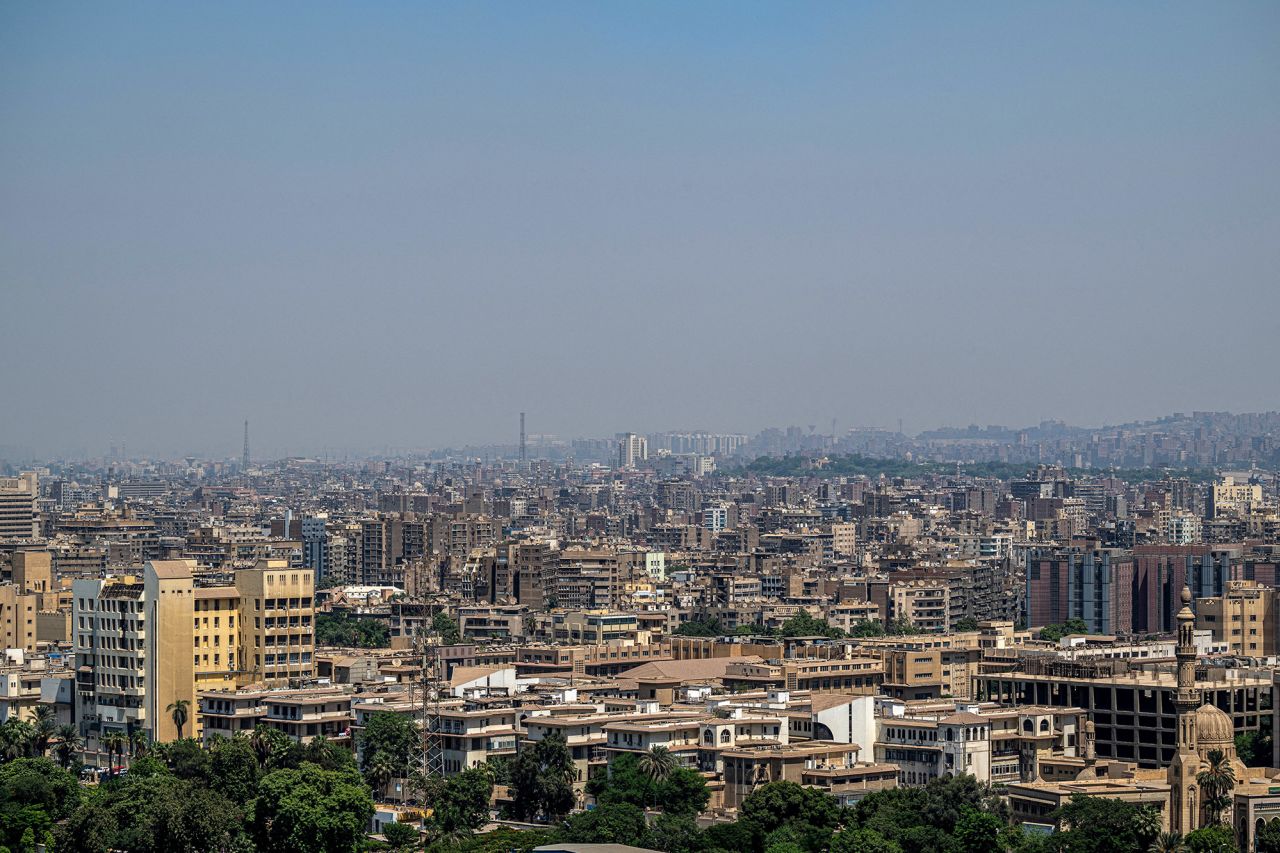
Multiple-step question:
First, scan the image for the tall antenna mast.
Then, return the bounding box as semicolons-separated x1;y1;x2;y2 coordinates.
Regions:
520;412;527;464
243;420;251;476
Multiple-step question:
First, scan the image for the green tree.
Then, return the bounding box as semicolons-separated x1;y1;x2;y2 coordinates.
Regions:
587;752;708;817
507;731;576;822
0;758;81;852
847;620;886;638
418;765;493;841
249;725;303;771
831;828;902;853
1149;831;1187;853
383;820;419;850
359;711;419;788
315;613;391;648
886;617;919;636
53;725;81;770
432;612;461;645
1234;731;1266;766
560;802;648;845
102;732;126;775
1196;749;1236;826
779;611;844;639
209;736;260;804
302;734;355;771
739;781;842;852
430;827;556;853
1039;618;1089;643
638;745;677;785
674;618;724;637
1256;818;1280;853
953;618;980;632
954;807;1002;853
657;766;711;817
248;764;374;853
648;813;703;853
1053;795;1150;853
366;751;397;800
166;699;191;741
166;738;211;781
0;720;34;762
1184;825;1236;853
58;773;243;853
29;706;56;758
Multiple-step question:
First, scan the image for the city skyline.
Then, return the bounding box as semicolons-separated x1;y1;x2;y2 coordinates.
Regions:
4;2;1279;457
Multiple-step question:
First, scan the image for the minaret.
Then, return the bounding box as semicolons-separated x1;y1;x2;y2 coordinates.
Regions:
1169;585;1200;833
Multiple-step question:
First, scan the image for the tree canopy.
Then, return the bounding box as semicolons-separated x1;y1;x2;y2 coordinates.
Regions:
315;613;390;648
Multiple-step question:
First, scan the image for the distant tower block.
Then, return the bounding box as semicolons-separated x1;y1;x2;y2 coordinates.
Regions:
520;412;527;463
243;420;250;472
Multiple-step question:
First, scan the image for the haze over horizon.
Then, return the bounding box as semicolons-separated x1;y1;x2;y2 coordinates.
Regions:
3;2;1278;459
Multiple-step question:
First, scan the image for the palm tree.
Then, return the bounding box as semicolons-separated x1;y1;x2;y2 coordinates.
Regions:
0;718;34;761
1197;748;1237;826
31;705;57;756
1148;831;1186;853
54;725;81;770
248;725;273;767
128;729;149;759
637;745;678;784
103;732;126;775
636;744;678;810
166;699;191;740
1134;805;1163;850
366;751;396;800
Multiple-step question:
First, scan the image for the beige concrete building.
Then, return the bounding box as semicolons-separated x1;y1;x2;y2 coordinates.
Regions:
236;559;315;685
73;558;316;754
889;580;950;632
73;560;197;750
193;587;242;691
1197;580;1275;657
1208;477;1263;519
0;473;38;540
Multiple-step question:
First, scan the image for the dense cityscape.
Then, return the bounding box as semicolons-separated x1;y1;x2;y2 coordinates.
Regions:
6;1;1278;851
0;411;1279;852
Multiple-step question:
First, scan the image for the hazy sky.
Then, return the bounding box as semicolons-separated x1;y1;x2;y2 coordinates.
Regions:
3;2;1278;459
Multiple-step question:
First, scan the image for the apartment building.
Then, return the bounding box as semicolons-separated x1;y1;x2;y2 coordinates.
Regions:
0;473;39;540
72;560;197;750
193;587;241;691
74;558;315;753
236;560;315;685
875;700;1087;787
889;580;951;632
199;686;352;744
1196;580;1275;657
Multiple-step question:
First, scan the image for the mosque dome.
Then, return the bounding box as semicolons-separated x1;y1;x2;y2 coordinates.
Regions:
1195;704;1235;748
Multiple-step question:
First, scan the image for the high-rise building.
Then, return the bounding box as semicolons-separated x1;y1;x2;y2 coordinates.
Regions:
1207;476;1262;519
618;433;648;470
1024;547;1134;635
235;560;315;685
1195;579;1274;657
73;560;197;749
1132;545;1235;634
0;472;38;540
73;558;314;751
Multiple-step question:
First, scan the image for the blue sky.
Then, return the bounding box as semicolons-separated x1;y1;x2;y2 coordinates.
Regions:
2;2;1278;457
